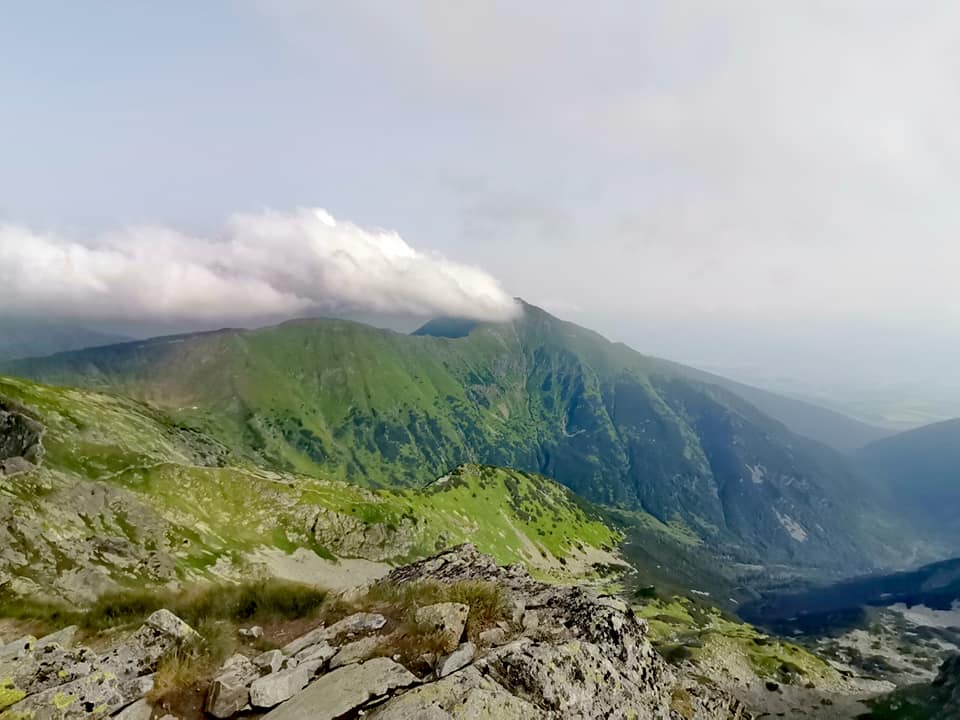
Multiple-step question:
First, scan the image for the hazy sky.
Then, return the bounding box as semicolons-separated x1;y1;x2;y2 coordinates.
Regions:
2;2;958;407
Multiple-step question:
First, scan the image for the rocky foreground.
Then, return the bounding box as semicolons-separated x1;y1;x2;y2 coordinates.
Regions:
1;544;749;719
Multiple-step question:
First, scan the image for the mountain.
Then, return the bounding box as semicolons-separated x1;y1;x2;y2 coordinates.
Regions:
0;317;129;362
857;419;960;548
1;302;908;574
665;361;891;452
0;373;624;603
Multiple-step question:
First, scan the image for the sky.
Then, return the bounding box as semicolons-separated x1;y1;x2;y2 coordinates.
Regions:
2;2;959;422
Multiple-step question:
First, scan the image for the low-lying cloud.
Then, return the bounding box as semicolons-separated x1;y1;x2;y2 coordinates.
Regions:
0;208;519;324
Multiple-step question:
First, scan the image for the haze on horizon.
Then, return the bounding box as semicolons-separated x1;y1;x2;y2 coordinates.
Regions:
2;1;958;427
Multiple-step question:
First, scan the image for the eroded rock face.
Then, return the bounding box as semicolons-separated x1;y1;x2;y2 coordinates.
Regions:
0;405;43;475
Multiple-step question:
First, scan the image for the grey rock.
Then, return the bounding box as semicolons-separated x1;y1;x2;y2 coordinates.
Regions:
205;654;260;718
520;610;539;632
293;641;336;666
238;626;263;639
414;603;468;653
144;610;197;642
249;666;312;709
253;649;285;674
478;627;507;646
281;613;386;656
366;665;542;720
437;641;475;678
36;626;79;650
112;698;152;720
0;636;35;664
328;635;385;669
4;668;154;720
261;657;418;720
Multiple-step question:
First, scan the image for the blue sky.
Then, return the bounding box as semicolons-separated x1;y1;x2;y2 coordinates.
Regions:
3;2;959;419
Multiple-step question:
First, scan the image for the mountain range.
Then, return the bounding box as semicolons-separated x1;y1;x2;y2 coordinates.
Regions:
1;302;933;578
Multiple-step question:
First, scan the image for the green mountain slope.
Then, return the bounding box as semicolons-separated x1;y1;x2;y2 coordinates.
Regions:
856;419;960;548
2;303;906;573
0;375;623;603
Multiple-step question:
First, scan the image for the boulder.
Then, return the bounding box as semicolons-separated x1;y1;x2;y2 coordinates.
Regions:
437;642;475;678
293;642;336;666
328;636;385;670
281;613;386;656
238;626;263;639
205;654;259;719
2;669;152;720
35;627;79;651
250;666;312;709
261;658;418;720
253;650;285;674
143;610;197;642
414;603;468;653
366;665;541;720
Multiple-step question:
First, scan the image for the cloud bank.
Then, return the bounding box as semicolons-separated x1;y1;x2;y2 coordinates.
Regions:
0;209;519;324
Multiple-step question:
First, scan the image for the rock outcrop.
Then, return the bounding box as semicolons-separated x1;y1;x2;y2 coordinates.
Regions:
0;610;194;720
2;545;749;720
0;404;43;475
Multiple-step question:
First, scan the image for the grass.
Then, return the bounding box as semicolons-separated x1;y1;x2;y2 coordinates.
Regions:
635;595;844;688
312;578;512;670
0;579;328;637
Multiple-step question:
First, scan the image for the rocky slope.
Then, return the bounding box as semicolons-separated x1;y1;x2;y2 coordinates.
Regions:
867;654;960;718
0;375;624;604
2;303;910;574
1;544;749;720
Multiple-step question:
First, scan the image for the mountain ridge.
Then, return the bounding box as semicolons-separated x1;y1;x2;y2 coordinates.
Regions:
1;303;911;576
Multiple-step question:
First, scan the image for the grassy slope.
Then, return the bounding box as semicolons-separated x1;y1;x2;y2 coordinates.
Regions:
3;305;908;574
0;376;621;602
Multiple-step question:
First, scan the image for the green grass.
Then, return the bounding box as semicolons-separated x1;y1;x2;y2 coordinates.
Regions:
635;595;844;688
1;580;328;634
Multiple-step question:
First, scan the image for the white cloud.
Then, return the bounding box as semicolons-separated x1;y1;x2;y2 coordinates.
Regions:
0;208;519;324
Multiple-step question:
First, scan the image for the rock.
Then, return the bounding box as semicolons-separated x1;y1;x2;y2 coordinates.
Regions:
293;642;336;666
438;642;475;678
35;626;79;650
366;665;542;720
415;603;468;653
281;613;386;656
0;636;35;664
250;666;312;709
253;649;285;674
158;715;178;720
239;626;263;639
3;668;154;720
144;610;197;642
205;654;260;718
478;627;507;646
113;698;153;720
381;544;749;720
328;636;386;669
261;657;418;720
